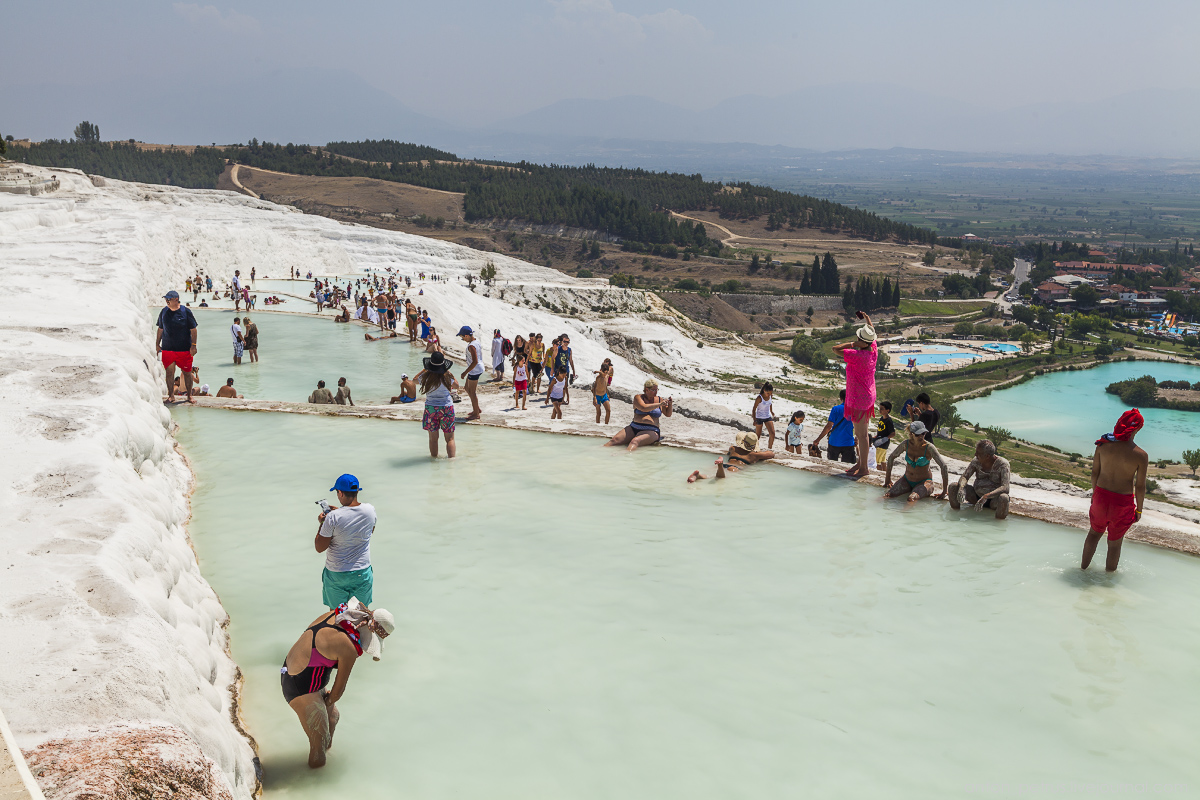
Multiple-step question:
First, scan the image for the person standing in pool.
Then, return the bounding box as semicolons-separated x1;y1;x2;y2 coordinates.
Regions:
606;378;673;452
421;351;458;457
316;474;377;608
242;315;259;363
232;270;243;311
1082;409;1148;572
593;359;613;424
832;311;878;478
281;600;394;769
883;421;948;503
811;389;856;464
457;326;485;420
752;382;777;451
156;290;198;404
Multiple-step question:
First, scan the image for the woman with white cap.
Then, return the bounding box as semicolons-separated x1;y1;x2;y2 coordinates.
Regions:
883;420;949;502
687;431;775;482
832;311;878;479
281;599;395;769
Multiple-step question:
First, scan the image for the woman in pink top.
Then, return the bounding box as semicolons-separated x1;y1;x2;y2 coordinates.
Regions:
833;311;878;479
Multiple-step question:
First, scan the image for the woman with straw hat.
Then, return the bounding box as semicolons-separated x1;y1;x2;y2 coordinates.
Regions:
419;351;459;458
833;310;878;479
687;431;775;482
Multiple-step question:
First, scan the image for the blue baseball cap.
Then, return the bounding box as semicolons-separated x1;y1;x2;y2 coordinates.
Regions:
164;290;180;300
330;474;363;492
456;325;474;336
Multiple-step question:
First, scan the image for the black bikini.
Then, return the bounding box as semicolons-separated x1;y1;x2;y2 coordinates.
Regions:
280;613;346;703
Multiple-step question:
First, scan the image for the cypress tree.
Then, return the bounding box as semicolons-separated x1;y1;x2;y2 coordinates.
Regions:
823;252;839;296
800;268;811;294
893;281;901;307
881;277;892;308
812;255;823;292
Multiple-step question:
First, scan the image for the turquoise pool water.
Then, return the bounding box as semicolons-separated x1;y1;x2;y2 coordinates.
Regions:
175;408;1200;799
959;360;1200;459
910;352;980;366
181;309;425;404
982;343;1020;353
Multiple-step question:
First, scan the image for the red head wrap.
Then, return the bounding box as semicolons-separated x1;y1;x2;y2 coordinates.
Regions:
1096;408;1143;445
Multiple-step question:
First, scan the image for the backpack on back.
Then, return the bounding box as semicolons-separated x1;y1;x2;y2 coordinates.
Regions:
502;337;513;356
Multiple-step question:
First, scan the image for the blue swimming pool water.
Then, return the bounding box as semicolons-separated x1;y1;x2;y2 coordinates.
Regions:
910;353;980;366
982;343;1020;353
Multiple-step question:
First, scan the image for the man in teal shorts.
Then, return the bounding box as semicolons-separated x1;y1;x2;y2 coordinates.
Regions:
315;474;377;608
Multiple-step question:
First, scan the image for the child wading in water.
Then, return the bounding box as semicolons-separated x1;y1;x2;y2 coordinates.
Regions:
593;359;613;424
548;368;568;419
832;311;878;479
512;354;529;410
785;410;806;453
752;382;777;450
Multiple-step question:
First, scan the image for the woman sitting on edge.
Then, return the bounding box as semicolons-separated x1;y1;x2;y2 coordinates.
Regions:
282;600;394;769
688;431;774;482
606;378;673;452
883;420;949;502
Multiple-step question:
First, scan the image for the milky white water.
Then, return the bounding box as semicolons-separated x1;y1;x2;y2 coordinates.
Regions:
175;409;1200;799
959;360;1200;460
183;308;425;403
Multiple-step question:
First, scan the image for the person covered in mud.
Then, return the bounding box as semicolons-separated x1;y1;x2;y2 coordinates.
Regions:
281;599;394;768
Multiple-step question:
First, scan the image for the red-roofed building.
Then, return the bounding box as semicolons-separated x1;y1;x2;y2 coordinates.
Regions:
1036;282;1069;303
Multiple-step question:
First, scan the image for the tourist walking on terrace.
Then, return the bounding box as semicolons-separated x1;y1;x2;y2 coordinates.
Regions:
832;311;878;478
606;378;673;452
156;290;198;404
231;317;245;365
883;421;949;502
873;401;895;467
1082;409;1148;572
316;473;377;608
421;351;458;458
951;439;1011;520
554;334;576;403
528;333;546;395
458;326;484;420
513;354;529;410
910;392;939;442
752;382;777;450
243;315;259;363
281;599;393;769
811;390;856;463
593;359;613;424
491;329;507;381
548;367;568;419
785;410;805;454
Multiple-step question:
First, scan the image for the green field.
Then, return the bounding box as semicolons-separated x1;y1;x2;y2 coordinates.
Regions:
899;299;994;317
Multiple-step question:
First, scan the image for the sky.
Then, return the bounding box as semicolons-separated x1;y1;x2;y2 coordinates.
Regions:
4;0;1200;152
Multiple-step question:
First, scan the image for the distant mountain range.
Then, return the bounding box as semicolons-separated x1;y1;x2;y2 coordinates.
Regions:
5;72;1199;163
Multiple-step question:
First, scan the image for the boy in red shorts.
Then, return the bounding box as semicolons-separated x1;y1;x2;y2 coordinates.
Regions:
155;290;199;403
1082;408;1147;572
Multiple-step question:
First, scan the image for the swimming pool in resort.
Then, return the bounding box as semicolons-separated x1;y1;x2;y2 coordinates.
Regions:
908;352;980;366
959;360;1200;460
981;342;1020;353
174;409;1200;798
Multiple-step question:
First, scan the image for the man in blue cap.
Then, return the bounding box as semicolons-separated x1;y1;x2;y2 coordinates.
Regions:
155;290;198;404
315;474;377;608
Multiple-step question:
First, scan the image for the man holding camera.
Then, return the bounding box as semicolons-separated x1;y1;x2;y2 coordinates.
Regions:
315;474;377;609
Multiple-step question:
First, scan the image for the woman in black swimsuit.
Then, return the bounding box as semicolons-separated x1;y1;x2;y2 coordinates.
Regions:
282;604;394;768
606;378;673;452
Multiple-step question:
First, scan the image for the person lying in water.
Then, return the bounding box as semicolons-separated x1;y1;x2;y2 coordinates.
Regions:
364;330;398;341
281;599;394;769
688;431;774;481
883;421;948;502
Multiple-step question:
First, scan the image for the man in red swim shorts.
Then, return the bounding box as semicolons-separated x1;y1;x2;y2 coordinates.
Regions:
155;290;199;404
1082;408;1148;572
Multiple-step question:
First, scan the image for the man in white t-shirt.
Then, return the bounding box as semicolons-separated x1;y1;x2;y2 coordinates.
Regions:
232;270;243;311
231;317;244;365
457;325;485;420
315;473;377;608
491;329;506;381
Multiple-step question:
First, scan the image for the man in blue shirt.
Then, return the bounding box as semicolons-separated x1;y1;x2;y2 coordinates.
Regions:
155;290;199;403
812;389;856;463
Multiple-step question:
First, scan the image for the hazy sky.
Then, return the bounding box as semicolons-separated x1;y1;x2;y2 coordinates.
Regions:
6;1;1200;139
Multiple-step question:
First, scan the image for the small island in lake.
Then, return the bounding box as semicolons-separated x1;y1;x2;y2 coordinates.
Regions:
1106;375;1200;412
